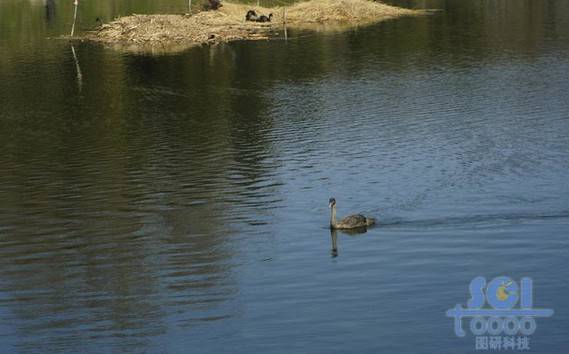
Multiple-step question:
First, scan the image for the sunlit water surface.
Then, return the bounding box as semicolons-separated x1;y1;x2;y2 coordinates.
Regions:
1;0;568;352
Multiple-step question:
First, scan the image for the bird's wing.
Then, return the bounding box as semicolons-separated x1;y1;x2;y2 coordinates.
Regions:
339;214;367;226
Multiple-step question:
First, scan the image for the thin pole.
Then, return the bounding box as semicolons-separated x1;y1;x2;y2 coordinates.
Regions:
283;7;288;41
70;0;79;37
71;45;83;92
188;0;192;15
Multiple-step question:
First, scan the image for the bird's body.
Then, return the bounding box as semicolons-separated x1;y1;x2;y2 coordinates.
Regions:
207;0;222;10
335;214;376;229
329;198;376;229
256;13;273;23
245;10;258;21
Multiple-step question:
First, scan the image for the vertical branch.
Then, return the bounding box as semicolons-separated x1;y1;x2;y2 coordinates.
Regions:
71;45;83;92
70;0;79;37
283;7;288;41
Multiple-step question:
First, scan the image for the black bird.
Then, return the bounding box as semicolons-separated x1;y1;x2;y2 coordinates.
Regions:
256;13;273;23
207;0;222;10
245;10;258;22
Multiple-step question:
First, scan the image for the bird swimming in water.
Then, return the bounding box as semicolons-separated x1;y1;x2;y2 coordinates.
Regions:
328;198;376;230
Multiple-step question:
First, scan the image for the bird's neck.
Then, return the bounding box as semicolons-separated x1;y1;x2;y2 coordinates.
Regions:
330;206;337;228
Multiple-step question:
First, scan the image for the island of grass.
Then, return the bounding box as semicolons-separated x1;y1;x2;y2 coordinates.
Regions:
87;0;427;52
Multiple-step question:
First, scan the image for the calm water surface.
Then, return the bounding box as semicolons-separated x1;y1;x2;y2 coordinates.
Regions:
1;0;568;352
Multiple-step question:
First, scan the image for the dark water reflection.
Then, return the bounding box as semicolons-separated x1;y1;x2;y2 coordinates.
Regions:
1;0;569;352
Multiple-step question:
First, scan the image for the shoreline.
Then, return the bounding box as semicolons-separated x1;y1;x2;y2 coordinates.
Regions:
85;0;426;53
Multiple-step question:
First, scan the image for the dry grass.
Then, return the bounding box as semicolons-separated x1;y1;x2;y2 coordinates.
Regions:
286;0;417;23
87;0;423;52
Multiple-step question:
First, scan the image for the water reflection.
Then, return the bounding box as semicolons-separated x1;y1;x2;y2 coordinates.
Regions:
329;228;370;257
0;41;286;350
330;229;338;257
70;45;83;92
0;156;243;350
44;0;56;24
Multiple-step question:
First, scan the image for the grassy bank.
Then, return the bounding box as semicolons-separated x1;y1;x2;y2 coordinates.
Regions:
86;0;424;52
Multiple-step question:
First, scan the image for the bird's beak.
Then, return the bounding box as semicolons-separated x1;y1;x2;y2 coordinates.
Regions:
328;202;333;208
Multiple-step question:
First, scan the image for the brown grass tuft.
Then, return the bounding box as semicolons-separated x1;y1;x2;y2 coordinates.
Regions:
87;0;424;52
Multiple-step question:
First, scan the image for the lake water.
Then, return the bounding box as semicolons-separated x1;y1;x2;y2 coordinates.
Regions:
1;0;568;352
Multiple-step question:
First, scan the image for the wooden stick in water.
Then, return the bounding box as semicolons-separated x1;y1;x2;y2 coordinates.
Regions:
70;0;79;37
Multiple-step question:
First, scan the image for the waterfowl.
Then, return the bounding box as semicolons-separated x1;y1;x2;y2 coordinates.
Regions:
207;0;222;10
245;10;258;22
256;13;273;23
329;198;376;230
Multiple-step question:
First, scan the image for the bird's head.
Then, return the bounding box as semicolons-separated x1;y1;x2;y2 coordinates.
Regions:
328;198;336;208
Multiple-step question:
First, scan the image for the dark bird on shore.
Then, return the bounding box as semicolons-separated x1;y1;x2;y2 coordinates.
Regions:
246;10;258;21
207;0;222;10
256;13;273;23
328;198;376;230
